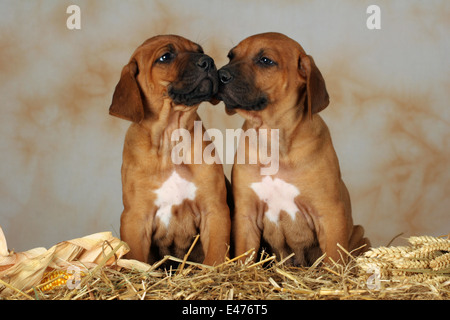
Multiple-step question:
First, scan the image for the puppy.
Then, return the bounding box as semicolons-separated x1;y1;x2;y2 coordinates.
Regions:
109;35;231;266
217;32;370;265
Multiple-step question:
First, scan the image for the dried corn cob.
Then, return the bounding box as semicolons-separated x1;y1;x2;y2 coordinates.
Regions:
40;269;85;292
40;270;70;291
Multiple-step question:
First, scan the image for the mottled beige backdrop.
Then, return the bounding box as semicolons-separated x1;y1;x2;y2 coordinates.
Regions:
0;0;448;251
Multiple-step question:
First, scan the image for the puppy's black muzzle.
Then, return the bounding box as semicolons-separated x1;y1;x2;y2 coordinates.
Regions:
169;54;219;106
217;64;268;111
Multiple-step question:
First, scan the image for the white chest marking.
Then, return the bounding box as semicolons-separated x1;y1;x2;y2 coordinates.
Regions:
250;176;300;224
154;171;197;227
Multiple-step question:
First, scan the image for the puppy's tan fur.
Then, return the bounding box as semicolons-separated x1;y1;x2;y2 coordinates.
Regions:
110;35;230;265
219;33;370;265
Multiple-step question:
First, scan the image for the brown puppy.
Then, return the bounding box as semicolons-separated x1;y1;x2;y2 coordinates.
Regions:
109;35;231;266
217;32;370;265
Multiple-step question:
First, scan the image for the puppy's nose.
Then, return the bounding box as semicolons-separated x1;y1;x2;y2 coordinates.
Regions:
197;56;214;71
219;69;233;84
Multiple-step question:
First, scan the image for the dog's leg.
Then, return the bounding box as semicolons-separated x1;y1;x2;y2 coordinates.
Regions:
316;203;351;264
349;225;371;256
120;209;153;263
232;197;263;262
199;199;231;266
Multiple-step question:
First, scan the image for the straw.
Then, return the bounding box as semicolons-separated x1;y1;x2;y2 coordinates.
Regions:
1;234;448;300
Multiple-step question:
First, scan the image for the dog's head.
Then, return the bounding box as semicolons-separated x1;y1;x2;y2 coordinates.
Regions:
217;32;329;122
109;35;219;123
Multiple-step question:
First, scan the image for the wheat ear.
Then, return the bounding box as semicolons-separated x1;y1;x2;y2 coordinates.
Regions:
430;252;450;271
364;246;411;259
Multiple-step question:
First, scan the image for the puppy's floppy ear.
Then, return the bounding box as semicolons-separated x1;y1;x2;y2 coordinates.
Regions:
299;54;329;118
109;60;145;123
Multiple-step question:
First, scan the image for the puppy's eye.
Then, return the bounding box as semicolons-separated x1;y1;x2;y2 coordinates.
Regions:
259;56;275;66
157;52;174;63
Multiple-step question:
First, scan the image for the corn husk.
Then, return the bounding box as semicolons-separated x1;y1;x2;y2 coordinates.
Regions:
0;226;128;296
